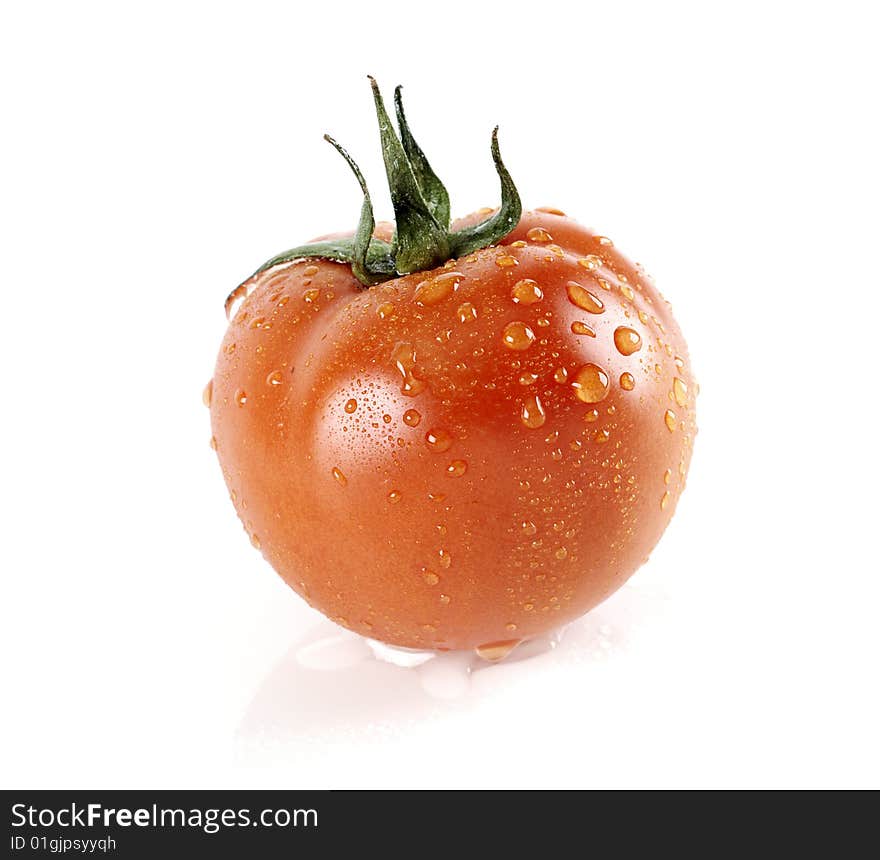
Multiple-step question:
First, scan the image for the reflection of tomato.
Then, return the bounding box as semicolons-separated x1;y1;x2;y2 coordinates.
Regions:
208;81;696;654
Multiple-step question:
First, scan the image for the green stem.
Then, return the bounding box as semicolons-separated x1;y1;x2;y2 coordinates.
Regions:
251;78;522;286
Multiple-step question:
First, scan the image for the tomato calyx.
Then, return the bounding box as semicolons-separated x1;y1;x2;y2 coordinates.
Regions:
251;77;522;287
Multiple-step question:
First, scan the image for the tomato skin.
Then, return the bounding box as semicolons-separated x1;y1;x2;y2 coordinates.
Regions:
210;210;696;650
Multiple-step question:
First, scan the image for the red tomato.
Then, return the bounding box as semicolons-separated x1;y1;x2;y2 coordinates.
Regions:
207;82;696;655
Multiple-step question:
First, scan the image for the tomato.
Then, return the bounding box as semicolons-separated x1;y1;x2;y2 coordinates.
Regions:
208;82;696;655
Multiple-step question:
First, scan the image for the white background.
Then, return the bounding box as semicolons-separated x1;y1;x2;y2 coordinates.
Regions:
2;1;878;789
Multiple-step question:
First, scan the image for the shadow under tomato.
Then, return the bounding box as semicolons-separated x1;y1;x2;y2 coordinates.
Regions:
235;579;669;747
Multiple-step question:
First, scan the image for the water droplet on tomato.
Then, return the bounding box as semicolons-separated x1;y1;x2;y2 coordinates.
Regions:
555;547;568;560
303;264;319;276
571;321;596;337
377;301;395;319
456;302;478;323
553;366;569;384
566;282;605;313
614;327;642;355
425;428;453;453
520;394;546;428
403;409;422;427
224;284;250;320
596;236;613;246
620;372;635;391
664;409;677;432
438;549;452;569
660;491;670;510
502;321;536;351
527;226;553;243
414;271;463;306
266;370;283;386
673;377;688;406
303;288;320;303
594;429;611;443
519;371;539;386
495;254;518;268
664;468;672;485
344;398;358;414
421;568;440;586
202;380;213;407
332;467;347;486
209;436;218;450
511;279;543;305
446;459;468;477
234;389;247;406
571;364;609;403
620;284;635;301
387;489;402;504
577;255;603;271
475;640;520;661
391;342;426;397
250;533;262;550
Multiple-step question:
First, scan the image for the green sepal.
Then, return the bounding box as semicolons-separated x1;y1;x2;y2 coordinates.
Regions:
394;86;451;229
249;78;523;288
449;128;522;258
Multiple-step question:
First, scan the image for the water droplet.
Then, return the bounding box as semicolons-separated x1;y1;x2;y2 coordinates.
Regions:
303;264;319;276
332;467;347;486
403;409;421;427
224;342;236;356
456;301;478;323
619;372;635;391
414;271;463;306
224;284;250;320
502;321;536;351
250;533;262;550
519;371;539;386
377;301;395;319
553;366;569;384
425;428;453;453
446;459;468;477
584;408;599;422
439;594;451;605
209;435;218;450
266;370;283;386
571;321;596;337
566;282;605;313
495;254;518;268
596;236;613;246
202;380;213;407
475;640;520;662
344;398;358;414
303;288;320;303
391;342;426;397
527;226;553;243
673;376;688;407
511;278;543;305
620;284;635;301
522;521;537;536
420;567;440;586
571;364;610;403
250;316;268;329
594;429;611;443
387;489;402;504
660;491;670;510
674;355;685;370
234;389;247;407
614;326;643;356
536;206;566;215
664;468;672;485
506;623;518;632
577;255;603;271
428;492;447;502
520;393;546;428
664;409;677;432
438;549;452;569
555;547;568;560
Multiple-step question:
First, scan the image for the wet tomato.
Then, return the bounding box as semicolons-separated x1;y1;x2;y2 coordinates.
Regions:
208;82;696;655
